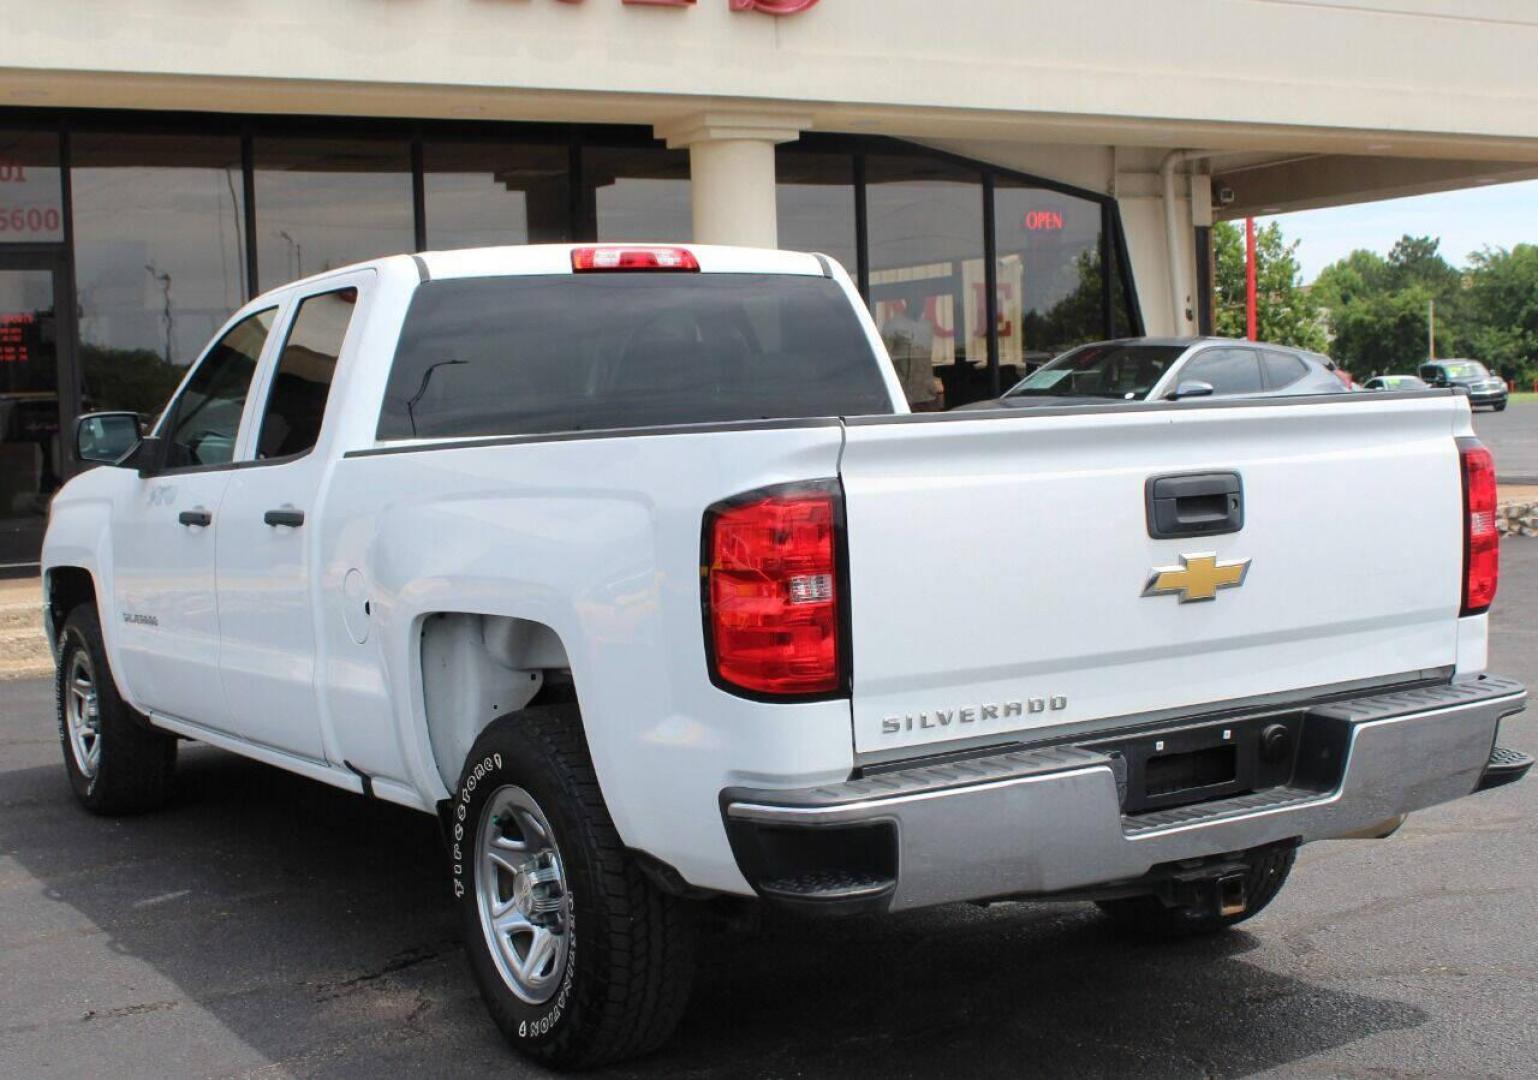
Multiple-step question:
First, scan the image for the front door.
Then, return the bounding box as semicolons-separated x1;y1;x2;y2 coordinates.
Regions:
111;306;281;723
0;252;69;574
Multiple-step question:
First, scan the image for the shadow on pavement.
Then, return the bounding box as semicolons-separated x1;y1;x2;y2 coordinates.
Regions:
1;742;1426;1079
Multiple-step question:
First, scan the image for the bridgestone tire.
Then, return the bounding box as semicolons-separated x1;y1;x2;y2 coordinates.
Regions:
450;706;696;1070
1095;845;1296;938
56;602;177;815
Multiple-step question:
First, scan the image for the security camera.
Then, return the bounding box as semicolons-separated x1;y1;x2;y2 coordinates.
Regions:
1215;184;1237;207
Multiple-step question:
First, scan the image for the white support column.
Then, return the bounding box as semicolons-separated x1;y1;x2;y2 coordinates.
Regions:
1114;159;1197;338
654;112;811;249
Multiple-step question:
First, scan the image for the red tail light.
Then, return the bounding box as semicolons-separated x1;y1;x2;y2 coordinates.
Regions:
1459;437;1499;615
704;481;845;698
571;246;699;272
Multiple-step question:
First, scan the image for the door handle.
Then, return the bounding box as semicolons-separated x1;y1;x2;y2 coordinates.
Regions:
178;509;212;528
1145;472;1244;539
263;508;305;528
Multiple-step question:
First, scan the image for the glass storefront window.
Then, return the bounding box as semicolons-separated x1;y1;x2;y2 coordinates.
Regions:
776;149;857;279
993;180;1109;384
71;132;249;417
424;140;571;250
583;145;691;242
254;135;413;291
0;130;64;243
0;265;60;566
0;115;1147;571
865;154;986;410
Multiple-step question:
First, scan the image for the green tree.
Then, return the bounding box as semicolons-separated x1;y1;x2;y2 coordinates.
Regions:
1311;248;1392;306
1386;235;1461;295
1463;244;1538;386
1318;283;1440;377
1312;235;1473;377
1212;221;1327;352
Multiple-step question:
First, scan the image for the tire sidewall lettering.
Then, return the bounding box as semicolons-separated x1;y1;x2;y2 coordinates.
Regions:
518;908;576;1041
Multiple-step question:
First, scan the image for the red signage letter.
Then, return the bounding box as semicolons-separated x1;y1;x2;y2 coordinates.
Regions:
730;0;821;13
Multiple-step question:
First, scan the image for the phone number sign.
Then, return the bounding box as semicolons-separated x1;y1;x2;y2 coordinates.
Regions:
0;159;64;243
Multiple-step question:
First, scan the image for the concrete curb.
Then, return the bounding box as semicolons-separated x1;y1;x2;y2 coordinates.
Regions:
0;578;49;681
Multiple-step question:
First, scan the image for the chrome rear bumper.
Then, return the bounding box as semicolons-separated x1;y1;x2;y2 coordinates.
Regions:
723;676;1527;912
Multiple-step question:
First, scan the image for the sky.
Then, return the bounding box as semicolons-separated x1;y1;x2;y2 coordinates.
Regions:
1259;177;1538;284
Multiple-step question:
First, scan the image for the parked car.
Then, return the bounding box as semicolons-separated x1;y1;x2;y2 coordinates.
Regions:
1363;374;1430;392
43;245;1530;1069
959;337;1347;410
1420;360;1508;411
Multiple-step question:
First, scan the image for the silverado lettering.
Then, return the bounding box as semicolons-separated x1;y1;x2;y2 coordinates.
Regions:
882;698;1068;734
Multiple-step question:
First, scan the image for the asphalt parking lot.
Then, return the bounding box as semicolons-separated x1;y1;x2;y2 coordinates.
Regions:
1475;398;1538;482
1;546;1535;1079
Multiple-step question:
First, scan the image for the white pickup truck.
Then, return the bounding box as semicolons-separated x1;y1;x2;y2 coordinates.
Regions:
43;244;1530;1068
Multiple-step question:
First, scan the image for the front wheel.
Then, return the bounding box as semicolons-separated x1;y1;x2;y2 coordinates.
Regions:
56;601;177;814
451;707;696;1069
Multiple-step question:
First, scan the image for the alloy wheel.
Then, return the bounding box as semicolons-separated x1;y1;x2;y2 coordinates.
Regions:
475;785;572;1004
64;648;101;778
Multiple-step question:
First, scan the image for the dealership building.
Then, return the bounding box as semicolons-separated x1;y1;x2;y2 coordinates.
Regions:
1;0;1537;568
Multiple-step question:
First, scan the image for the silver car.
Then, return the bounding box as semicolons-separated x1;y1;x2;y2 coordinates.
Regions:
961;338;1348;410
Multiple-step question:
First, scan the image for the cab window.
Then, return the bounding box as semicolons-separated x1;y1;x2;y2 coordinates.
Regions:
162;309;276;469
1180;348;1264;396
255;288;357;459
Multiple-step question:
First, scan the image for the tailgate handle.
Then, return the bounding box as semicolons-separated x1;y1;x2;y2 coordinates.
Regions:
1146;472;1243;539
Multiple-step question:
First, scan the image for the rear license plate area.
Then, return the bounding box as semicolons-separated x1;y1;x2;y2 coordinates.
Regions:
1082;711;1305;814
1145;744;1236;796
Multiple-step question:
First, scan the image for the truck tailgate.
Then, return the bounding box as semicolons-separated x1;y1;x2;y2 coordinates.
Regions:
838;396;1465;756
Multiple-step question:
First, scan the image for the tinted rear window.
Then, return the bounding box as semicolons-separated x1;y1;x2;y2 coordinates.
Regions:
377;273;894;440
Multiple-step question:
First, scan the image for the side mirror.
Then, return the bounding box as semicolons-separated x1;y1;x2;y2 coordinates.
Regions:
1168;380;1215;401
126;436;168;478
73;412;143;465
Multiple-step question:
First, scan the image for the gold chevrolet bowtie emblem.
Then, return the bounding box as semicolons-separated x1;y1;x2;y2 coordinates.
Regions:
1143;553;1252;603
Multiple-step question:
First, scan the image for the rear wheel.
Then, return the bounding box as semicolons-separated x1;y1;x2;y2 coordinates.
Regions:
451;706;696;1069
56;601;177;814
1096;845;1296;938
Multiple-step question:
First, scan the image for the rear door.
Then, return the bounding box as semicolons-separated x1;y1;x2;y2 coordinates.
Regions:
838;395;1465;756
213;277;363;760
